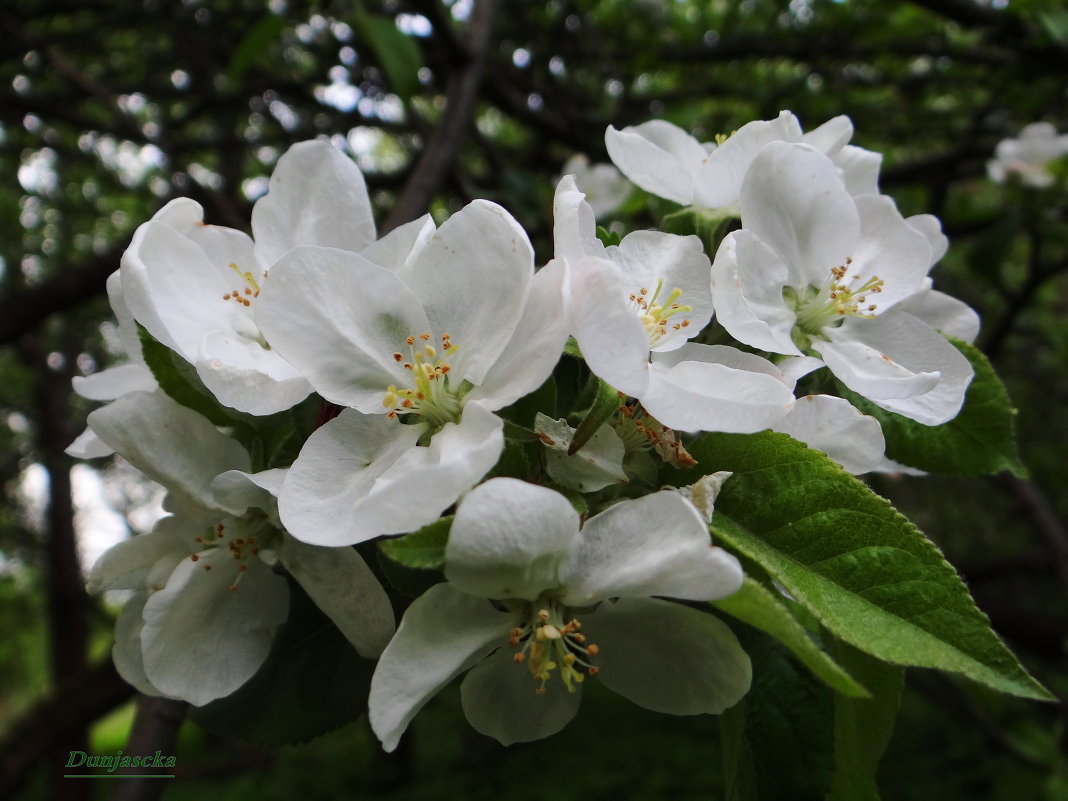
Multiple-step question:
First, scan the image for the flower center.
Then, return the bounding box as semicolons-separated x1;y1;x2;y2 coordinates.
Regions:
509;600;599;694
382;332;465;429
220;263;272;348
789;259;884;345
188;517;276;591
616;400;696;466
629;279;693;349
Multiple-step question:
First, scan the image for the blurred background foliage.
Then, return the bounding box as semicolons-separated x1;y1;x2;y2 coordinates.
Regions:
1;0;1066;798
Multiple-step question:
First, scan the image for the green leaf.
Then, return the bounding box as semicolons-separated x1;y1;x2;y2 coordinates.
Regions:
720;627;836;801
137;325;244;429
190;578;374;745
378;516;451;569
351;11;424;102
827;640;904;801
713;577;868;698
838;338;1027;477
225;14;287;83
595;225;622;247
677;431;1052;701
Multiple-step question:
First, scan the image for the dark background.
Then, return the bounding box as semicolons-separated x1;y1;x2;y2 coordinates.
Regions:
1;0;1066;798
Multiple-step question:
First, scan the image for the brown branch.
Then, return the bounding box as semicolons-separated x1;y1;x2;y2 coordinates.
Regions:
998;475;1068;605
382;0;501;233
109;696;188;801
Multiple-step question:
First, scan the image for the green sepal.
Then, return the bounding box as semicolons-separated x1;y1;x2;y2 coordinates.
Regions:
837;337;1027;477
567;379;621;455
713;577;869;698
378;516;451;570
660;205;738;256
595;225;622;247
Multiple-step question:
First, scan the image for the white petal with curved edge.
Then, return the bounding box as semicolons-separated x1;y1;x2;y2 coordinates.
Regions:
694;111;803;209
461;645;583;745
87;391;250;512
278;535;395;657
895;281;980;344
278;410;426;546
772;394;886;474
209;468;284;520
105;270;147;366
255;245;432;412
369;583;518;753
641;356;795;434
905;214;949;264
281;402;503;545
72;363;157;402
537;413;628;493
404;200;534;386
251;140;375;267
552;175;603;262
570;256;652;396
112;591;162;698
581;597;751;715
825;311;974;425
121;216;237;362
814;336;940;402
710;231;801;355
739;142;859;288
467;258;571;410
360;214;435;277
605;120;708;205
560;491;743;605
848;195;933;310
195;330;311;415
445;477;579;601
140;549;288;706
88;529;192;593
65;427;115;459
801;114;853;157
836;145;882;196
611;230;714;348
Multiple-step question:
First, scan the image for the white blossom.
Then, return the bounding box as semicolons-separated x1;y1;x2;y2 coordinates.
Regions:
987;122;1068;188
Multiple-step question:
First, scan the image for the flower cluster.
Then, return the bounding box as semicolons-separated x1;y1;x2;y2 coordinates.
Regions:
72;113;981;748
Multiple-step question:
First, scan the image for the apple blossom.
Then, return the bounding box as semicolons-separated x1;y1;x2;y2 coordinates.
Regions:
85;391;394;706
604;110;880;211
711;141;973;425
553;175;795;433
255;200;570;546
987;122;1068;188
368;477;749;750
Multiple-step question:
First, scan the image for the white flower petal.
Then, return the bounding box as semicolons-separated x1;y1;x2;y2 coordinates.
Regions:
906;214;949;264
460;646;582;745
278;410;426;546
641;354;794;434
281;402;503;545
895;281;980;344
560;491;743;605
836;145;882;195
800;114;853;157
255;245;432;412
772;394;886;474
278;535;395;657
849;195;933;310
195;330;312;415
369;583;517;753
605;120;709;205
740;142;859;288
825;311;973;425
552;175;603;261
86;391;250;511
359;214;435;276
65;427;115;459
106;270;148;367
88;530;192;593
251;140;375;266
112;591;162;697
581;597;751;715
209;469;283;519
140;549;288;706
466;258;571;411
694;111;803;209
537;413;628;493
445;477;579;601
570;256;652;397
710;230;800;355
405;200;534;386
72;363;157;402
813;336;940;402
612;230;715;348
